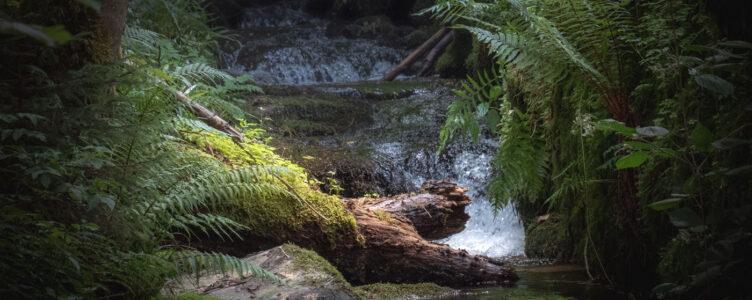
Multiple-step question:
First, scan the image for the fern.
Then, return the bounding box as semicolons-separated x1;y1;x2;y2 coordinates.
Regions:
173;62;232;84
488;109;548;209
167;250;281;283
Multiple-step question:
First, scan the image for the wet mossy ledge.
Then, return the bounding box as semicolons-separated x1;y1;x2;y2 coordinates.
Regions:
524;213;572;262
182;127;359;247
164;243;456;299
354;282;454;299
247;79;440;197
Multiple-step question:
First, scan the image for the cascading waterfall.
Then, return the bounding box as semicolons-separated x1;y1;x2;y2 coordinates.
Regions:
226;2;525;258
222;3;408;85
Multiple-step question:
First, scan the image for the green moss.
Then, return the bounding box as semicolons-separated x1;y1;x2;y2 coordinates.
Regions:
182;128;358;247
252;94;371;136
524;213;571;261
283;243;351;287
435;30;473;78
354;282;452;299
273;140;380;197
351;80;430;98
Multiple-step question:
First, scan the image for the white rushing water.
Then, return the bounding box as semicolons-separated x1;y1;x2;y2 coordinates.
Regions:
230;2;526;258
222;3;408;85
438;147;526;257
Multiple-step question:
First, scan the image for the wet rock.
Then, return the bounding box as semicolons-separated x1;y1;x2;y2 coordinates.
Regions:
318;198;518;286
524;213;571;262
164;244;359;300
355;282;453;299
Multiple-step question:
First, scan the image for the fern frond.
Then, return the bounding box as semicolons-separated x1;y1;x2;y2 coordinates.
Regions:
123;25;161;50
172;63;232;85
167;250;282;283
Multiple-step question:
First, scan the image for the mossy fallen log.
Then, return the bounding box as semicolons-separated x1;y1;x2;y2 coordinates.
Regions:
357;180;471;240
313;198;517;286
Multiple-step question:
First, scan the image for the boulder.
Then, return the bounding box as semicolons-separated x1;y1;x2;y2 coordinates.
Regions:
164;244;359;300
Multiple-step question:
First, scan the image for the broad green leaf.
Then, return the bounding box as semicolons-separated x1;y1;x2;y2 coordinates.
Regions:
636;126;669;137
597;119;636;136
476;102;489;119
469;120;480;142
648;198;682;211
41;25;73;44
691;123;713;152
615;151;648;169
694;74;734;96
489;85;502;99
453;89;471;100
668;207;703;228
487;109;500;131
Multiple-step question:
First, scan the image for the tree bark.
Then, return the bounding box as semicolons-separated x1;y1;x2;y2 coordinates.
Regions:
358;180;471;240
175;92;246;143
100;0;131;60
321;199;517;286
288;181;518;287
418;31;454;76
381;27;450;82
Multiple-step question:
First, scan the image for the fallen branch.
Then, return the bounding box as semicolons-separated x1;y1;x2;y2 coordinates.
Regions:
381;27;450;82
418;30;454;76
175;91;245;143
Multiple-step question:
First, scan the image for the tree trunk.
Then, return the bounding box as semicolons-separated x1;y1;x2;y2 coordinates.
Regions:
607;93;647;264
381;27;450;82
320;199;517;286
358;180;471;240
99;0;131;60
418;31;454;76
288;181;518;287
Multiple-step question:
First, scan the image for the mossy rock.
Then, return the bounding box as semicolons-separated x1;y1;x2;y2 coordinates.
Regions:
182;130;359;248
164;244;360;300
524;213;571;261
435;30;473;78
354;282;453;299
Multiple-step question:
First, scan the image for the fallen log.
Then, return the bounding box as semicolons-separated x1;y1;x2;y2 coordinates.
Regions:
313;198;517;286
358;180;470;240
381;27;450;82
203;180;517;287
418;31;454;76
176;91;246;143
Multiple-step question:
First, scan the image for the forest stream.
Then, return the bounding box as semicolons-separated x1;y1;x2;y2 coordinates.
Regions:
224;2;624;298
3;0;750;299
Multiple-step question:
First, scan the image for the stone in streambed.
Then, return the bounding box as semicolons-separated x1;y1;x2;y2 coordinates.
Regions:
164;244;359;300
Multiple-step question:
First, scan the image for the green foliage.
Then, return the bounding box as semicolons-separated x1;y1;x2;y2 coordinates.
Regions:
429;0;752;296
0;0;306;298
354;282;452;299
